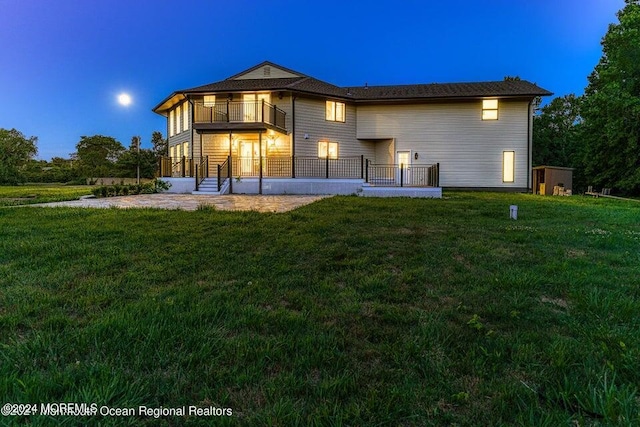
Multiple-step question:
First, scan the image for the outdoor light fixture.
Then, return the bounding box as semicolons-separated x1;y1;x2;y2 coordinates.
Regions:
414;152;419;160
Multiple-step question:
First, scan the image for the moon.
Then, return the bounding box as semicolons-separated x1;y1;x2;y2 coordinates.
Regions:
118;93;132;106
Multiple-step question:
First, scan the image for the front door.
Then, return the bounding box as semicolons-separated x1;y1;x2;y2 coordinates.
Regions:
239;140;268;176
240;141;259;175
397;151;411;185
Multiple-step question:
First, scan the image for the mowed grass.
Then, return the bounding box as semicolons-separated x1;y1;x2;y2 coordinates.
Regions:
0;193;639;426
0;185;91;206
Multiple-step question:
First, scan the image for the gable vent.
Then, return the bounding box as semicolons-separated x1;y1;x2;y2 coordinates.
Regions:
264;66;271;77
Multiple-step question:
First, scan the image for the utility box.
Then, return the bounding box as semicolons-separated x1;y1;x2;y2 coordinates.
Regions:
532;166;574;196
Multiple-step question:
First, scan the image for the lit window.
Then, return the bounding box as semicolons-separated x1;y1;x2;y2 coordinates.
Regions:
169;109;175;136
170;145;175;159
176;104;181;134
203;95;216;107
326;101;346;122
318;141;338;159
183;102;189;131
503;151;515;183
482;99;499;120
176;143;181;158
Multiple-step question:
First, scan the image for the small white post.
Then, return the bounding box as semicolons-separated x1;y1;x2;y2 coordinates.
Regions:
510;205;518;220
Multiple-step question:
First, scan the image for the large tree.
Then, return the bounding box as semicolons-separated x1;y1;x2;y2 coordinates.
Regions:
116;136;158;179
581;0;640;194
0;128;38;184
151;131;167;157
533;94;582;168
74;135;125;179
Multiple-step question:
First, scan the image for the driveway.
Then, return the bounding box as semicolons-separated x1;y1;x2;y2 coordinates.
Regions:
27;194;331;213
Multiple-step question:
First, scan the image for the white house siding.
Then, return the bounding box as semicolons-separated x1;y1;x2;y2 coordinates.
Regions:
294;98;375;159
168;102;192;157
168;130;191;156
234;65;301;80
356;100;530;188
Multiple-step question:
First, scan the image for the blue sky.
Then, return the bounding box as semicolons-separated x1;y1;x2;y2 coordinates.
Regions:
0;0;625;160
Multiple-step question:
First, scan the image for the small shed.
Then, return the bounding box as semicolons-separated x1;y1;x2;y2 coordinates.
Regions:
532;166;574;196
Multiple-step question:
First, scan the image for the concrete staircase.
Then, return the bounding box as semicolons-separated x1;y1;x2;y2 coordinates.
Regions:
192;178;229;195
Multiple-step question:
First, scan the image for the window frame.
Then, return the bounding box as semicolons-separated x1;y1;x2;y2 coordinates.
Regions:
182;102;189;131
176;104;181;134
325;100;346;122
503;150;515;183
318;141;339;159
203;95;216;107
482;99;499;121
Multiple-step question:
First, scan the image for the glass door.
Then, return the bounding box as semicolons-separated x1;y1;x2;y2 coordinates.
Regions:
239;141;258;175
397;151;411;185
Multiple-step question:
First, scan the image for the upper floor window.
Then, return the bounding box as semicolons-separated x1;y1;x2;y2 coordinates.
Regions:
169;109;175;136
203;95;216;107
318;141;338;159
175;104;182;134
182;102;189;131
482;99;499;120
326;101;345;122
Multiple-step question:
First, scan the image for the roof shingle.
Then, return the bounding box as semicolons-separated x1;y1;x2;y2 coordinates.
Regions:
154;62;552;113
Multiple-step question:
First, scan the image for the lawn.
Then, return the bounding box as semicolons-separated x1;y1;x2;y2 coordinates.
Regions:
0;184;91;206
0;193;638;426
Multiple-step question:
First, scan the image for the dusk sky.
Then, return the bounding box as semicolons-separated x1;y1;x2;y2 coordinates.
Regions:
0;0;625;160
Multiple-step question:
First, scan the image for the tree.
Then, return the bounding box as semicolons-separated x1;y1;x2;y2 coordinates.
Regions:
533;94;582;167
0;128;38;184
74;135;125;179
116;136;158;179
581;0;640;194
151;131;167;157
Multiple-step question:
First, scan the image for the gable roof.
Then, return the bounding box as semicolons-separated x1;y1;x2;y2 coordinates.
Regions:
225;61;306;80
153;61;552;113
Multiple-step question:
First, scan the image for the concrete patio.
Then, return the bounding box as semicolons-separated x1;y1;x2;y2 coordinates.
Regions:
27;194;331;213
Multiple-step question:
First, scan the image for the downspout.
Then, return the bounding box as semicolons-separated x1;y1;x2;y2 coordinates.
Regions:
291;94;296;178
527;99;533;193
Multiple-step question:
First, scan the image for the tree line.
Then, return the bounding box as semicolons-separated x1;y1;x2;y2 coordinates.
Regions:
0;130;167;185
533;0;640;195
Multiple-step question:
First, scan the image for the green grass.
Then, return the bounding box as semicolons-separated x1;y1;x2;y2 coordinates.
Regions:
1;192;639;426
0;184;91;206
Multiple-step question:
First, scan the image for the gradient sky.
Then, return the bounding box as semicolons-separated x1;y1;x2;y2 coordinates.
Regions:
0;0;625;160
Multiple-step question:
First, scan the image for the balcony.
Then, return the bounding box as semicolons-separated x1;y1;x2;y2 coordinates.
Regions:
193;100;287;132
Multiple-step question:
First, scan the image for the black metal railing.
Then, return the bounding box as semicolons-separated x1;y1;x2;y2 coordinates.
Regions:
229;156;365;179
194;156;208;191
217;156;230;192
194;100;286;131
158;156;439;187
158;156;206;178
366;162;439;187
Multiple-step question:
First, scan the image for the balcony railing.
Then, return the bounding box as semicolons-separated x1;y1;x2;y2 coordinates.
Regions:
231;156;365;179
194;100;286;131
365;162;439;187
158;156;440;187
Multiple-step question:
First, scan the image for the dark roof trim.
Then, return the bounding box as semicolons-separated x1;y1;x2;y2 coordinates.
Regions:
153;62;552;114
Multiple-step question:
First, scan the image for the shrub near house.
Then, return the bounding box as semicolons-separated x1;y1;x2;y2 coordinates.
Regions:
90;180;171;198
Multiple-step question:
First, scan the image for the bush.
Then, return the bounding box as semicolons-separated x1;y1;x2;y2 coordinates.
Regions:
90;179;171;198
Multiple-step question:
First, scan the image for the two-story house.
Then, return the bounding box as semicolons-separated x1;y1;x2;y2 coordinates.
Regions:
153;61;551;196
